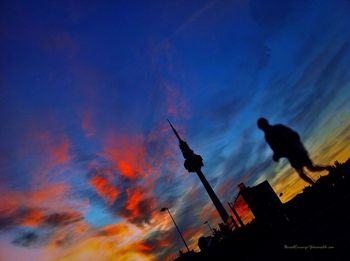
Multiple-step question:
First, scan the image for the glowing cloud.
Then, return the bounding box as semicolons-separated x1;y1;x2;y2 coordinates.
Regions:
90;176;119;205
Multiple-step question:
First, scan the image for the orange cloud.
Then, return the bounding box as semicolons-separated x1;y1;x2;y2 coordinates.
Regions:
20;209;45;227
51;237;154;261
90;176;119;205
97;223;129;237
134;241;153;253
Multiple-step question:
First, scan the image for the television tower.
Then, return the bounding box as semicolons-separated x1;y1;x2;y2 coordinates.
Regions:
168;120;229;224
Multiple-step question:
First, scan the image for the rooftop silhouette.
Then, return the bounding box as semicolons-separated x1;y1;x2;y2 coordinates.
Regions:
172;158;350;261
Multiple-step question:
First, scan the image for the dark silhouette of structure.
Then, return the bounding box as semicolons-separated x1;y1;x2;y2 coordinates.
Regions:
235;181;286;226
168;120;230;224
257;117;331;185
164;119;349;261
172;158;350;261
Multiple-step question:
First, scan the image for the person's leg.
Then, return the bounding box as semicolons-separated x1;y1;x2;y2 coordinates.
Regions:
296;168;315;185
306;163;332;172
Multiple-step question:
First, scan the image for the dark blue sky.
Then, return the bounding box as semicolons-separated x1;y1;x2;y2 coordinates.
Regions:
1;0;350;260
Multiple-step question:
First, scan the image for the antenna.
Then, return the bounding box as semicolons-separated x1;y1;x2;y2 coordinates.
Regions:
167;119;183;142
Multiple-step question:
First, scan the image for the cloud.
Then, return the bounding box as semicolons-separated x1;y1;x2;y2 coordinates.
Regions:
12;232;40;247
43;212;83;227
89;175;119;205
118;188;156;226
0;183;70;216
102;134;151;180
96;223;129;237
20;208;46;227
0;207;83;230
88;118;187;228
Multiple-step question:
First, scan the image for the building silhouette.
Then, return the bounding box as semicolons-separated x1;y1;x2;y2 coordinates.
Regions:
235;181;286;226
171;158;350;261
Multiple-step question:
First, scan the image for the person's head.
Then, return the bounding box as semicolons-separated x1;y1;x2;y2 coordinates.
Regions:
257;117;269;131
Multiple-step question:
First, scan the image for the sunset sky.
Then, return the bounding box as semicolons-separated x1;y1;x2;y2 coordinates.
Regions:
1;0;350;260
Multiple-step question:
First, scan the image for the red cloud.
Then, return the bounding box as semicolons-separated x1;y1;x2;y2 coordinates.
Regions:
97;121;186;226
90;175;119;205
20;209;45;227
103;134;151;179
116;187;156;226
125;188;143;217
117;160;135;178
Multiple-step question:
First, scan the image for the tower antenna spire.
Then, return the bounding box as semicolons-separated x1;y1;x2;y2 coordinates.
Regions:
167;119;183;142
167;120;229;224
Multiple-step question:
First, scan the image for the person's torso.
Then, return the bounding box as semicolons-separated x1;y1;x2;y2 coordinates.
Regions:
266;125;305;156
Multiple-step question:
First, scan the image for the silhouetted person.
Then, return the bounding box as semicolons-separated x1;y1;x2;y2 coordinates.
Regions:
257;118;331;185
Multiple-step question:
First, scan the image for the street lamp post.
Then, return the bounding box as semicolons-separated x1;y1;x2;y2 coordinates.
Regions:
203;220;214;234
161;207;190;252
